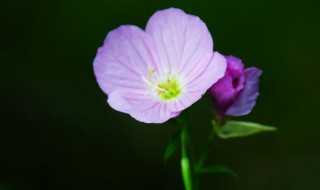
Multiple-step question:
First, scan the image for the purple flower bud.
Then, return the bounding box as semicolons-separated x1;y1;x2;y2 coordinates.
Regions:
209;55;262;118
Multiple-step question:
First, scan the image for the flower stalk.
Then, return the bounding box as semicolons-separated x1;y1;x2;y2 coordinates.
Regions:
181;123;193;190
177;115;196;190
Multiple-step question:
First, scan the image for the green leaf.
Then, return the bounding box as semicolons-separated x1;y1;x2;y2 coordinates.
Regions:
196;164;238;177
213;120;277;139
163;130;181;162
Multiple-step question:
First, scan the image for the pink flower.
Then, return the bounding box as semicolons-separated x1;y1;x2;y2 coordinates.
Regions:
93;8;226;123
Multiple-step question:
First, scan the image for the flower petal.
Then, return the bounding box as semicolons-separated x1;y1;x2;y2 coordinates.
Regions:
108;88;179;123
224;55;245;92
187;52;227;94
131;103;180;123
170;51;227;112
146;8;213;77
93;25;158;95
208;70;235;115
226;67;262;116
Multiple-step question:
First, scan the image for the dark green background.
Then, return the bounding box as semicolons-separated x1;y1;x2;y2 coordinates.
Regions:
2;0;320;189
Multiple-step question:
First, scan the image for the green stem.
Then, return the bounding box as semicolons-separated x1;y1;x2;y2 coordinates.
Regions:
178;116;194;190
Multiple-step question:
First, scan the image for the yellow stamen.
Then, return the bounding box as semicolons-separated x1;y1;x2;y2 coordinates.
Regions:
147;65;157;79
168;64;172;79
141;75;168;94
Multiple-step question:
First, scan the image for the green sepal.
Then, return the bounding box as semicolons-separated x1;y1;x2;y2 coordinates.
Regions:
196;164;238;177
213;120;277;139
163;130;181;162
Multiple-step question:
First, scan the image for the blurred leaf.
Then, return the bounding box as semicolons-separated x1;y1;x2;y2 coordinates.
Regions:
197;132;215;167
164;130;181;162
196;164;238;177
213;120;277;139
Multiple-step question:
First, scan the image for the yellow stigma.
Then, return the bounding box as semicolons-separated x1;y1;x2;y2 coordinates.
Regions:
157;77;182;101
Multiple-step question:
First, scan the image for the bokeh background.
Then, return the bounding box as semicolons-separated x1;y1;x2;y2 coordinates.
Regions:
2;0;320;189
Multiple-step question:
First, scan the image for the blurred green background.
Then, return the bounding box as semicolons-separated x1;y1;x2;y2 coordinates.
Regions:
2;0;320;189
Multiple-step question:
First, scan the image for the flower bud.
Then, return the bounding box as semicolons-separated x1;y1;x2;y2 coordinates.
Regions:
209;55;262;118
